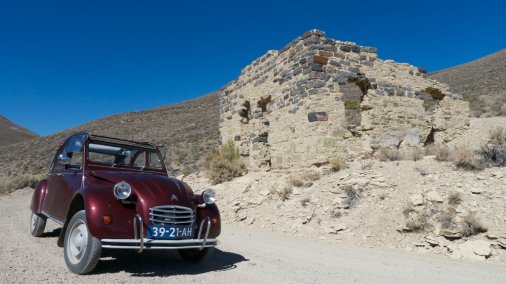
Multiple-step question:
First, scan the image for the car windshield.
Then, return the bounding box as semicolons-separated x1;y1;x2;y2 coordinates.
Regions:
87;142;165;170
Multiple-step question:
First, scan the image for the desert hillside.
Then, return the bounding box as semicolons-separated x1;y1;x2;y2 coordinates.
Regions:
0;93;220;176
0;115;38;147
429;49;506;117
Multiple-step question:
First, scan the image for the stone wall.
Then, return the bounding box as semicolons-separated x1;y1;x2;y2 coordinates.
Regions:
219;30;469;170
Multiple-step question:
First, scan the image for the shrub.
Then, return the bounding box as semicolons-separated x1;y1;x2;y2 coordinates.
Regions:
289;176;304;187
438;208;457;230
405;212;430;232
461;212;487;237
447;191;463;205
218;140;240;161
302;171;320;182
452;147;480;170
375;148;402;161
278;186;292;201
426;144;452;161
409;148;425;161
204;141;246;185
0;175;40;195
480;127;506;167
343;185;361;208
329;158;347;172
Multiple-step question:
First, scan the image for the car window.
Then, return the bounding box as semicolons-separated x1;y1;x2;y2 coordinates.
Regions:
51;134;85;172
65;135;85;170
132;151;146;167
148;152;163;170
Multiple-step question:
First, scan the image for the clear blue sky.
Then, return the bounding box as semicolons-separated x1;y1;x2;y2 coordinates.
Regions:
1;0;505;136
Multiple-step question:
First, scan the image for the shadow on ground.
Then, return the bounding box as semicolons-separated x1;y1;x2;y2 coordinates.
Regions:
40;228;62;238
92;248;248;277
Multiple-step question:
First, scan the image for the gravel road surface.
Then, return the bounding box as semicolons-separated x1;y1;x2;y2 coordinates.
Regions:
1;188;505;283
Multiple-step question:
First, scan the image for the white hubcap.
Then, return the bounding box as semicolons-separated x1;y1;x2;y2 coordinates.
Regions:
67;222;88;264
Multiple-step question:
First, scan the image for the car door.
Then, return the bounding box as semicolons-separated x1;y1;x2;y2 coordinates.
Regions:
42;134;86;221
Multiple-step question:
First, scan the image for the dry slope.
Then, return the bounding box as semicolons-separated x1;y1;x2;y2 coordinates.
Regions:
0;93;220;176
429;49;506;117
0;115;38;147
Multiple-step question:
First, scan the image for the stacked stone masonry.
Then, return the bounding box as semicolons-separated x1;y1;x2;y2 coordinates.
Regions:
219;29;469;170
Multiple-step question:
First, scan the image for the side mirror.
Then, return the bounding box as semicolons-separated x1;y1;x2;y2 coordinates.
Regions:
57;154;71;165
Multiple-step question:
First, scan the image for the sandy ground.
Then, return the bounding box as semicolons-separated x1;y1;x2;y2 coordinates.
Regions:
1;188;505;283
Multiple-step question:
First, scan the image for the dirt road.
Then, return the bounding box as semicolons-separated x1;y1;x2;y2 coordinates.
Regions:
1;188;505;283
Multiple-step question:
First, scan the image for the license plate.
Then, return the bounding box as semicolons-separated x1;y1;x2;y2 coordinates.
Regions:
146;225;194;239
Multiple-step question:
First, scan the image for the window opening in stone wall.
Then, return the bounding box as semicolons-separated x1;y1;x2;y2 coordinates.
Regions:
239;100;251;123
257;95;272;112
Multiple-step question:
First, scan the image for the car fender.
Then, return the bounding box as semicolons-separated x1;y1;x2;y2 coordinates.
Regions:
195;195;221;238
83;184;137;239
30;179;48;214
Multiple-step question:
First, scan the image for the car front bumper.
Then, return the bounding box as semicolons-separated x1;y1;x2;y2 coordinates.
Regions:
101;214;216;252
101;238;218;250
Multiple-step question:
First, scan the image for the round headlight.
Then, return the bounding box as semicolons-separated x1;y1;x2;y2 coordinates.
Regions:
113;181;131;200
202;188;216;204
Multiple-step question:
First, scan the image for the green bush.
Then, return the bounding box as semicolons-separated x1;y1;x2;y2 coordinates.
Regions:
204;141;246;185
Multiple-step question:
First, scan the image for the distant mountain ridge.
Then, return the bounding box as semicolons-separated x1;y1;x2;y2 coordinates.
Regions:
429;49;506;117
0;115;38;147
0;93;220;176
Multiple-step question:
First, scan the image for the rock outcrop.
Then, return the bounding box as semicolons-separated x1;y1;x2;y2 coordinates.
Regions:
219;29;469;170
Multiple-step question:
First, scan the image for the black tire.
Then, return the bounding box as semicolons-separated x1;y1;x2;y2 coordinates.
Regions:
30;212;46;237
178;247;215;263
63;210;102;274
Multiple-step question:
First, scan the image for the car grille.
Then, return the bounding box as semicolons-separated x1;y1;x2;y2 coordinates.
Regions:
149;205;195;226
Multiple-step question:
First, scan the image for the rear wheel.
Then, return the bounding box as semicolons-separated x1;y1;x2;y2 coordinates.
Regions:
63;210;101;274
178;247;215;263
30;212;46;237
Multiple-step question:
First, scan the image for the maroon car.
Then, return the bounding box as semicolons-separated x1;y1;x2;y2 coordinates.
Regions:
30;132;220;274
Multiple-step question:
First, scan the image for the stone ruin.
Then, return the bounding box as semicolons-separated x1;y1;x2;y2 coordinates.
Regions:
218;30;469;170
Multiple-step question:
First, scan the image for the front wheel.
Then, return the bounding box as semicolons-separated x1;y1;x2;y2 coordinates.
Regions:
178;247;215;263
63;210;102;274
30;212;46;237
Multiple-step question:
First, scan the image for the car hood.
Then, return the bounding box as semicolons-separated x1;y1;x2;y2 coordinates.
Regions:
88;170;195;207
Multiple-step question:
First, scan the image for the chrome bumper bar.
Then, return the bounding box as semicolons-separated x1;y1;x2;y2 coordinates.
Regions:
101;215;215;252
101;238;218;250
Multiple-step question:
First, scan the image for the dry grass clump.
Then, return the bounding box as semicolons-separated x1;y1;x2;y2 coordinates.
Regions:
0;175;40;195
425;144;452;161
290;171;320;187
302;170;321;181
447;191;463;205
329;158;347;172
204;140;247;185
289;175;304;187
405;212;430;232
480;127;506;167
375;148;402;161
452;147;480;170
437;208;457;230
278;186;292;201
408;147;425;161
461;212;487;237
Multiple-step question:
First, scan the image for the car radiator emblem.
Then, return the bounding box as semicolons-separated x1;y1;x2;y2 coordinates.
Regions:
170;194;179;201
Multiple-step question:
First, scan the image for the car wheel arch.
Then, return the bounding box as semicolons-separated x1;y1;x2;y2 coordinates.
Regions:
57;193;85;247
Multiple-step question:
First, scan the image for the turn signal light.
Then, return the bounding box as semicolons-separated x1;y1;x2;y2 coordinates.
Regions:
211;218;219;225
103;215;112;224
